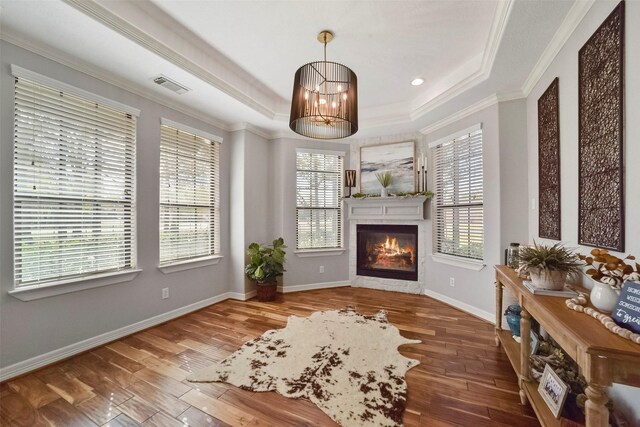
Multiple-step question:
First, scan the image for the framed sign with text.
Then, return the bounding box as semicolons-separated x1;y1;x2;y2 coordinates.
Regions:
612;281;640;334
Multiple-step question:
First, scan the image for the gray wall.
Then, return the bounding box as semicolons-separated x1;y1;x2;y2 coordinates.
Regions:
229;129;274;294
525;1;640;422
229;130;246;295
498;99;530;251
0;41;231;367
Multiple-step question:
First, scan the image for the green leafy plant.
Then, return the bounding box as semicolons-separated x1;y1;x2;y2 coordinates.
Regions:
352;192;367;198
517;241;581;274
417;190;434;198
392;190;434;198
245;238;287;284
375;171;393;188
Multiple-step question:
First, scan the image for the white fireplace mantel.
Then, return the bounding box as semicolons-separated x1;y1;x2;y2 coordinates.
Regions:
346;196;429;294
344;196;429;221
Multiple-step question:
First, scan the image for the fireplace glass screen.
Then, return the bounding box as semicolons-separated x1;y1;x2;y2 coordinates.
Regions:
357;224;418;281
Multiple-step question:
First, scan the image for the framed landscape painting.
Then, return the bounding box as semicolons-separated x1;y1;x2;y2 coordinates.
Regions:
360;141;415;194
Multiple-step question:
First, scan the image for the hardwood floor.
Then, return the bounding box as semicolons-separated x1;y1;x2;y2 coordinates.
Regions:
0;287;540;426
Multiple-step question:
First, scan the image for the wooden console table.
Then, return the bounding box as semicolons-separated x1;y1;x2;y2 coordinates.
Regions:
494;265;640;427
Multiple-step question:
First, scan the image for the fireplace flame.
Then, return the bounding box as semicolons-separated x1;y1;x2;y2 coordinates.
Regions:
384;237;401;253
378;236;413;263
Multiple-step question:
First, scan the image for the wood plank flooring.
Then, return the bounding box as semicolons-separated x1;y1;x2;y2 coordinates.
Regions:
0;287;540;426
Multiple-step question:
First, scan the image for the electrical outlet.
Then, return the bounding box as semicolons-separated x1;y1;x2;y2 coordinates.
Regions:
319;265;325;274
449;277;455;287
162;288;169;299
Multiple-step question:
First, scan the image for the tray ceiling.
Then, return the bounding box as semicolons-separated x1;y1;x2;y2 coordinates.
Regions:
0;0;578;138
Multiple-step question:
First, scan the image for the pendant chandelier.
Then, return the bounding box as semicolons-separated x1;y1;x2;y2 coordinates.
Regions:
289;30;358;139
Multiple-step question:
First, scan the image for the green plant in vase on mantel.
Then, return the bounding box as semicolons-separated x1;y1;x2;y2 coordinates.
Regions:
517;242;582;290
375;171;392;197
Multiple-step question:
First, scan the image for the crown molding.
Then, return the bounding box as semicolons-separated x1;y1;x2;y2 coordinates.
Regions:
521;0;595;96
419;94;498;136
62;0;277;119
268;130;307;141
418;89;526;136
409;0;513;121
362;112;413;129
1;32;232;132
480;0;514;80
228;122;273;140
497;90;526;103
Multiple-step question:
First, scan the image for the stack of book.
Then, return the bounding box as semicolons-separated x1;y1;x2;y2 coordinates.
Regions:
522;280;578;297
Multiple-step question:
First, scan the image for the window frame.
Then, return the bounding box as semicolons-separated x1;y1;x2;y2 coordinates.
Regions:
158;118;222;270
430;124;485;267
9;65;141;300
295;148;345;252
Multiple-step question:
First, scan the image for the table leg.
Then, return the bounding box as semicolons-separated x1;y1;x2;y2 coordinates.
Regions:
495;281;503;347
585;384;609;427
519;308;531;405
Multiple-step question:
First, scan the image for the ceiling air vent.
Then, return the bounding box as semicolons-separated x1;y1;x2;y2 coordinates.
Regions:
153;75;190;95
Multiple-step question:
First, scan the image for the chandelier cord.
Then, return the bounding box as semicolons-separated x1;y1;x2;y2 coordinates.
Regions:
319;34;330;124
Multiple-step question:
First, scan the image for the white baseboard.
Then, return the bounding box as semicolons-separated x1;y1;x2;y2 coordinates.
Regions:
227;290;256;301
0;291;243;382
278;281;350;294
423;289;495;324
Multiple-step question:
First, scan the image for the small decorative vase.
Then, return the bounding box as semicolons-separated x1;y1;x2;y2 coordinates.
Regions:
381;187;388;197
504;304;522;337
529;268;566;290
589;280;619;313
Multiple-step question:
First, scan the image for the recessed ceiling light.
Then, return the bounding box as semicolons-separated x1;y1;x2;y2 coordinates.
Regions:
411;78;425;86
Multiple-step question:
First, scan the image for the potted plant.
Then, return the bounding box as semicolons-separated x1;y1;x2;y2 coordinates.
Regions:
578;249;638;312
245;237;286;302
375;171;392;197
517;242;581;290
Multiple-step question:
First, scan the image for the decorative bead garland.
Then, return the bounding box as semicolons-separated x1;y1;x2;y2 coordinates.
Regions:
565;293;640;344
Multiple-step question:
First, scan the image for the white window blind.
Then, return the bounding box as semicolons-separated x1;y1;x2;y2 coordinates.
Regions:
159;124;220;265
432;127;484;260
13;77;137;287
296;150;343;249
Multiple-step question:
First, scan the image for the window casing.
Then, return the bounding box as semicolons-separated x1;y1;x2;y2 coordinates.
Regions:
159;122;220;265
13;74;137;288
296;150;344;250
431;125;484;260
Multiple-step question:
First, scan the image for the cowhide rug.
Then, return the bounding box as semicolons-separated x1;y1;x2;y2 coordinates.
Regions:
187;307;420;427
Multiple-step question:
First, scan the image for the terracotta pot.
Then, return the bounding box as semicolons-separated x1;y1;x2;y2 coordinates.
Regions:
256;281;277;302
529;268;566;291
589;280;620;313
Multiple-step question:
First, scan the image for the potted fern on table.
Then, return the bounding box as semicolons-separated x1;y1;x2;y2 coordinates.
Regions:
245;238;286;302
517;242;581;290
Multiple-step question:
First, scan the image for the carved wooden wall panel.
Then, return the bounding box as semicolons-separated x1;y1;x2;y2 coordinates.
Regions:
538;78;561;240
578;2;625;251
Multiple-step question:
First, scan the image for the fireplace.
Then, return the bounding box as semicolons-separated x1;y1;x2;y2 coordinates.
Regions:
357;224;418;281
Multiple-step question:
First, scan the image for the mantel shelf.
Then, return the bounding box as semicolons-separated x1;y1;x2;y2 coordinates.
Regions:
344;196;429;221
